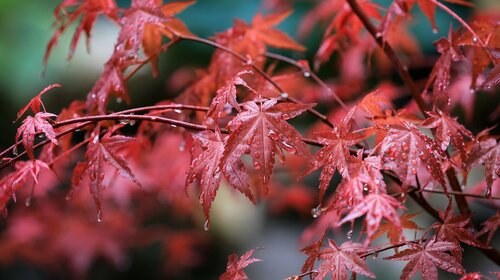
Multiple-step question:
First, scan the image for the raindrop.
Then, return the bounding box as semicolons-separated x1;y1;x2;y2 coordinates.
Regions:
93;135;99;144
179;140;186;152
281;141;296;154
253;161;261;170
12;145;18;156
280;92;289;99
282;113;291;120
38;134;45;139
204;220;210;231
432;28;439;34
97;210;103;222
400;192;407;202
371;253;378;259
174;109;182;114
170;124;178;128
303;71;311;78
119;119;131;125
25;197;31;207
346;229;353;240
472;36;478;43
375;32;382;38
485;187;492;199
116;97;123;103
267;130;279;141
311;206;321;218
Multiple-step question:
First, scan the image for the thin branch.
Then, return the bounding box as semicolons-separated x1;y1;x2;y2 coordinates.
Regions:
345;0;428;114
176;35;335;128
264;52;348;111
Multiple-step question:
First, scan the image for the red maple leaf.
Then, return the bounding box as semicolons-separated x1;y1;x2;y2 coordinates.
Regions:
185;129;255;226
477;211;500;244
206;70;255;121
16;112;58;161
0;160;51;212
315;239;375;279
422;110;475;168
372;212;422;244
304;122;372;202
44;0;119;67
375;121;447;190
70;131;142;220
300;232;326;274
431;205;488;249
385;239;465;280
339;193;404;242
247;10;305;51
219;248;261;280
466;129;499;197
16;84;61;121
221;98;313;193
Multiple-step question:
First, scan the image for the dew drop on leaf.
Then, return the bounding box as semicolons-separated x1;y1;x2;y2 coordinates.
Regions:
253;161;261;170
204;220;210;231
432;28;438;34
280;92;289;99
281;141;296;154
25;197;31;207
303;71;311;78
267;130;279;141
116;97;122;103
97;210;103;222
12;145;18;156
174;109;182;114
485;187;492;199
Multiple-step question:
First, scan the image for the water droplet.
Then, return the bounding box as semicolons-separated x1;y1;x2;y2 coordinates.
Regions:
472;36;478;43
204;220;210;231
303;71;311;78
375;32;382;38
432;28;438;34
411;167;417;174
120;118;131;125
179;140;186;152
38;134;45;139
12;146;18;156
97;210;103;222
267;130;279;141
311;206;321;218
93;135;99;144
282;113;291;120
91;93;97;99
318;150;325;158
400;192;407;202
363;184;369;195
281;141;296;154
170;124;178;128
371;253;379;259
25;197;31;207
280;92;289;99
253;161;261;170
346;229;353;239
116;97;123;103
174;109;182;114
485;187;492;199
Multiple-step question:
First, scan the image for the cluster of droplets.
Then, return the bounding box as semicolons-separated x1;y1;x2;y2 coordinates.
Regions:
311;205;322;218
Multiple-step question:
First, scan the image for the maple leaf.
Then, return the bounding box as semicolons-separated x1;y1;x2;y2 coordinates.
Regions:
44;0;119;67
15;112;58;161
185;130;255;226
142;0;194;77
385;239;465;280
206;71;255;121
300;232;326;274
459;272;485;280
87;56;128;113
304;124;370;201
375;122;447;190
221;98;313;193
0;160;50;212
372;212;422;244
431;205;488;250
477;211;499;244
466;130;499;196
219;248;261;280
248;10;305;51
422;110;474;168
339;193;405;242
16;84;61;121
315;239;375;280
71;132;142;220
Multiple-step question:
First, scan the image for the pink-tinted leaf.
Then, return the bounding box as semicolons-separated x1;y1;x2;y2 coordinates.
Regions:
315;239;375;280
219;248;261;280
385;239;464;280
17;84;61;121
16;112;58;160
